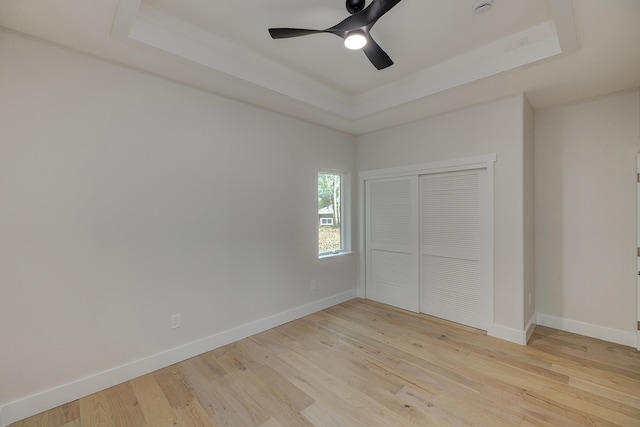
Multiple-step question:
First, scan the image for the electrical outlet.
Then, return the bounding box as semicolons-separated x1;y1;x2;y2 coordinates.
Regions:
528;293;532;306
171;314;181;329
310;280;317;290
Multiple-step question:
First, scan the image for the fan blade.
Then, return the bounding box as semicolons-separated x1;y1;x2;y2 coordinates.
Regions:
364;0;403;23
362;36;393;70
269;28;325;39
269;0;401;70
329;0;402;34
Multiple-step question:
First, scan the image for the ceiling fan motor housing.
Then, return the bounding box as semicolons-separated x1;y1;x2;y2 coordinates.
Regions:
346;0;366;14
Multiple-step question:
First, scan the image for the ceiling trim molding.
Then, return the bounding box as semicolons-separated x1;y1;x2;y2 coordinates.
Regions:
111;0;142;37
111;0;577;122
113;1;352;117
352;21;562;118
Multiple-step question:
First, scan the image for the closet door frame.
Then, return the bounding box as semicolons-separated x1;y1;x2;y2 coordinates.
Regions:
358;154;496;326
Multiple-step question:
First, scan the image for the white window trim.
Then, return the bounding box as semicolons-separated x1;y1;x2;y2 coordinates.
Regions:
318;170;352;259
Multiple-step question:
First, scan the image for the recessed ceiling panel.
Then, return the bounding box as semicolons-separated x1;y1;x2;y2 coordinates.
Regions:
140;0;552;94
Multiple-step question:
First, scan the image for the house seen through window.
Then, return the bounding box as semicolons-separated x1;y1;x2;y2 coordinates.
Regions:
318;172;343;256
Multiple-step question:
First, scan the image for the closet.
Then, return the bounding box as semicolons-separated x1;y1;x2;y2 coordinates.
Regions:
361;155;495;331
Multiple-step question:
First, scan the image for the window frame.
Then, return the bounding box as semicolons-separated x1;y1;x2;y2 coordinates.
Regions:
318;170;351;259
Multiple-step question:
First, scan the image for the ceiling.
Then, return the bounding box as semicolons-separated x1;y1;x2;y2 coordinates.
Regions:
1;0;639;134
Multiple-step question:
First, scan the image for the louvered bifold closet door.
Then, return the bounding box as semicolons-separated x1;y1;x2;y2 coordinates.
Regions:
420;169;488;330
366;177;419;312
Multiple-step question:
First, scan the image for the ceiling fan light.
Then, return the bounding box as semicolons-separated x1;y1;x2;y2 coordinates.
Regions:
344;32;367;50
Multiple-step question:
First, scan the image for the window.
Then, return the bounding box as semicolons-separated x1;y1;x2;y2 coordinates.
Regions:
318;171;349;257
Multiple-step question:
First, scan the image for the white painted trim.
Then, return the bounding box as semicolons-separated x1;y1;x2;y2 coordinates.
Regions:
488;323;527;345
359;154;497;181
0;290;357;427
481;162;495;333
110;0;141;37
353;22;562;119
536;313;637;348
359;154;497;333
121;3;352;118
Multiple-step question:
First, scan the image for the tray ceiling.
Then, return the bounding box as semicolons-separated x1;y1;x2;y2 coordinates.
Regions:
1;0;639;134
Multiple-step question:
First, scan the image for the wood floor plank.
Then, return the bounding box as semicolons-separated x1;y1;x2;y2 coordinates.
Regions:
79;390;119;427
101;382;146;427
224;368;315;427
173;399;218;427
45;402;79;427
529;337;640;381
129;373;179;427
479;351;637;425
301;402;347;427
531;326;640;368
395;384;512;427
9;413;47;427
153;365;195;408
10;298;640;427
567;376;640;409
153;364;219;426
216;338;308;405
257;418;284;427
177;357;251;427
280;349;436;427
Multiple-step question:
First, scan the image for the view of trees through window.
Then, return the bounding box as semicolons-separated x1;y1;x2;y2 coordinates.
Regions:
318;173;342;255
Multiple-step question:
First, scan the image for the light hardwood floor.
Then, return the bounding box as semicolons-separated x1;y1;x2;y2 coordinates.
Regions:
10;298;640;426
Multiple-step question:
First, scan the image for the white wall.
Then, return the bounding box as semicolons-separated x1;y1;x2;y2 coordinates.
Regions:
357;95;529;339
535;90;640;345
0;29;357;424
523;96;536;332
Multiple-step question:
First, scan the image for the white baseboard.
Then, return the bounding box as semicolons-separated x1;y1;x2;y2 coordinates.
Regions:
487;323;527;345
0;290;357;427
536;313;637;348
486;313;537;346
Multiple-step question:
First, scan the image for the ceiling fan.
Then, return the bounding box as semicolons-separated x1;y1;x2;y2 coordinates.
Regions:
268;0;402;70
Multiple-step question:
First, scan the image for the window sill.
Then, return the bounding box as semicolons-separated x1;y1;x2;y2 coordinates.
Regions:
318;251;353;260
